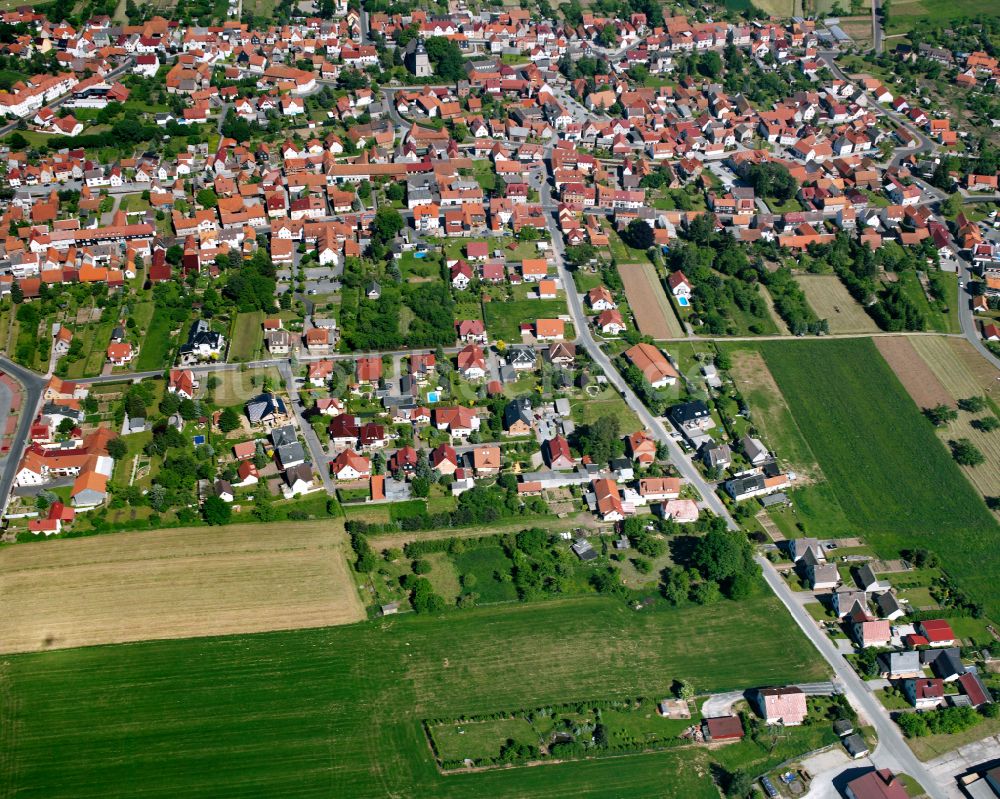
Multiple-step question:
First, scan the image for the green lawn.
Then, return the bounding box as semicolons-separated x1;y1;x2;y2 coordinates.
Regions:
760;339;1000;618
399;251;444;283
571;395;642;432
893;271;958;334
229;311;265;361
135;305;176;371
0;593;827;798
471;160;496;193
885;0;1000;34
605;224;651;263
484;298;568;342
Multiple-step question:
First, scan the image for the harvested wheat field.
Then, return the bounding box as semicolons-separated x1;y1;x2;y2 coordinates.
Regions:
912;337;1000;399
0;520;364;654
906;337;1000;498
875;337;953;410
619;263;683;339
795;275;879;334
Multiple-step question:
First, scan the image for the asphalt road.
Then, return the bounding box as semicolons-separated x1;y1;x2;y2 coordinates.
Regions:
0;356;46;517
758;557;945;799
538;154;739;530
277;360;335;493
872;0;884;55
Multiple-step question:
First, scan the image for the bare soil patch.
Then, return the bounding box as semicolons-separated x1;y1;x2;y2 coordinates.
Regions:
875;337;953;410
619;263;682;339
0;520;364;654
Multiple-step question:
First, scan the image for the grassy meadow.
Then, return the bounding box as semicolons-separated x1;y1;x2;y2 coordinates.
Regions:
758;339;999;617
0;593;827;798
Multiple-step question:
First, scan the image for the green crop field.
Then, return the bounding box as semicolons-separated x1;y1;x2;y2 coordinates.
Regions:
0;593;826;798
759;339;1000;617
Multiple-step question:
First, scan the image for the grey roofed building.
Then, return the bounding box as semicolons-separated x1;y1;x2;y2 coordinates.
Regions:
879;650;921;679
503;397;533;430
760;492;789;508
832;719;854;737
178;319;224;360
571;538;598;561
855;563;882;591
842;733;869;759
277;441;306;469
924;647;965;681
701;442;732;469
669;400;711;425
833;588;867;618
43;402;85;421
72;484;107;508
519;466;596;490
741;435;769;465
789;537;823;562
724;474;766;500
808;563;839;589
507;345;536;369
876;591;905;620
271;424;297;447
283;462;313;488
406;185;433;205
265;329;292;352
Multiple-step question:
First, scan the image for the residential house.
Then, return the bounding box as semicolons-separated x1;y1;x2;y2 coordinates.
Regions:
754;687;807;725
430;443;459;475
246;393;288;425
879;651;922;680
626;430;658;464
283;463;314;497
544;435;575;469
457;344;487;379
904;678;945;710
625;341;679;385
471;445;501;475
845;770;911;799
503;398;534;435
919;619;956;647
168;369;198;400
591;478;627;521
434;406;481;437
331;449;371;480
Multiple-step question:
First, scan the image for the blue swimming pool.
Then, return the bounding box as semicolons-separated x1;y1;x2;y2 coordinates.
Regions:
427;391;440;403
193;435;206;445
414;251;427;259
677;296;690;307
